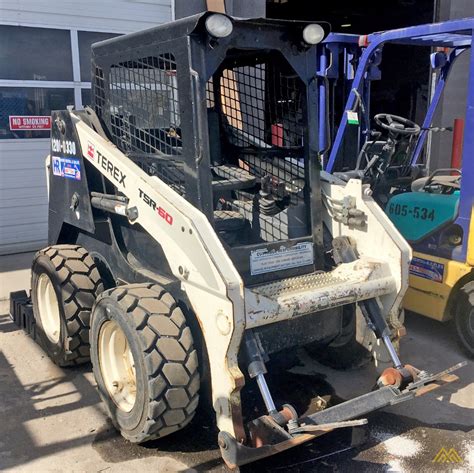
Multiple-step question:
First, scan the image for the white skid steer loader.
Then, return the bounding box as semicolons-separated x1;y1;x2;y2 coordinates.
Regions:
21;12;464;468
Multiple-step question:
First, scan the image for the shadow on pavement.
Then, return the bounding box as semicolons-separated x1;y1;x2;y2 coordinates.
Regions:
0;304;471;472
0;349;101;470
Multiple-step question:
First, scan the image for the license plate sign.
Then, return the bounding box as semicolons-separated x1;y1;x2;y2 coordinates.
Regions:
250;242;314;276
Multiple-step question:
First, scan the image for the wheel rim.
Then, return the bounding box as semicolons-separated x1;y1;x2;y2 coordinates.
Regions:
37;273;61;344
98;320;137;412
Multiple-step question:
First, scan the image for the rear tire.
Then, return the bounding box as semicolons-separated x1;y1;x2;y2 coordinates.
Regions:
454;282;474;358
31;245;104;366
90;283;200;443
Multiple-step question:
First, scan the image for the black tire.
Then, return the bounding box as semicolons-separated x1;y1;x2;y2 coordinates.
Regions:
31;244;104;366
90;283;200;443
454;282;474;358
306;305;371;370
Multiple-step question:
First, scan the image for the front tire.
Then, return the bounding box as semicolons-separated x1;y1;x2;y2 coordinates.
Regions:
31;245;104;366
454;282;474;358
90;283;200;443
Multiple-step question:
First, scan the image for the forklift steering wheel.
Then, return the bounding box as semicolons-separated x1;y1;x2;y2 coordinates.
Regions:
374;113;421;136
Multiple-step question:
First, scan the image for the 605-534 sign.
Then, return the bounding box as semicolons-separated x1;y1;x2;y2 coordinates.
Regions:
389;203;435;221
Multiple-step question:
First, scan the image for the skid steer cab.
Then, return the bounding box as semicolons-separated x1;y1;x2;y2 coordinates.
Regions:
25;13;464;468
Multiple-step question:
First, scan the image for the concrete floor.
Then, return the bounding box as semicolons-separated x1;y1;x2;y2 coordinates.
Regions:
0;254;473;472
0;252;36;308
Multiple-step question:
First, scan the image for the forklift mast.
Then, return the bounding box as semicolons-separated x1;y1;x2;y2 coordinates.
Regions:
322;18;474;263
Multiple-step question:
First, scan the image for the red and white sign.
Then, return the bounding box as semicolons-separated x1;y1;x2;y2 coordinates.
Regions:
9;115;52;131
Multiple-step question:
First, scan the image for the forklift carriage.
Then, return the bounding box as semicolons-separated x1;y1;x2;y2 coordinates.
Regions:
23;12;464;468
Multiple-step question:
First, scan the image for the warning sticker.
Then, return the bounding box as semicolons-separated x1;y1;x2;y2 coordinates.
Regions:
250;242;314;276
409;256;444;283
52;156;81;181
9;115;51;130
347;110;360;125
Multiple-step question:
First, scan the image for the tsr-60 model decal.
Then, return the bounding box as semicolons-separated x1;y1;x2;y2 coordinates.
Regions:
139;188;174;225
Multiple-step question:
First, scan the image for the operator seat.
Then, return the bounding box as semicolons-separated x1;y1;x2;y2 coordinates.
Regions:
411;174;461;192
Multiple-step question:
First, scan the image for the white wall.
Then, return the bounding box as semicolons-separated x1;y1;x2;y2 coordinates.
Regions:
0;1;172;255
0;0;172;33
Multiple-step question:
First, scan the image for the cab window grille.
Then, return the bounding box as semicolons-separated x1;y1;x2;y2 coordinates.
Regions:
217;60;305;149
208;52;310;245
94;54;186;195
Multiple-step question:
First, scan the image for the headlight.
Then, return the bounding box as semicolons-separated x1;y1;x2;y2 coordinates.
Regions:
302;24;325;45
205;14;233;38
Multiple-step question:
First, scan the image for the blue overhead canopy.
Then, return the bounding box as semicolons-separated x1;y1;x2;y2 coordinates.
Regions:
367;18;473;49
324;19;473;49
388;33;471;48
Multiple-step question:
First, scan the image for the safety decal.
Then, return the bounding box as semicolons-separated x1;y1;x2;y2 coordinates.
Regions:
409;256;444;283
9;115;51;130
52;156;82;181
250;242;314;276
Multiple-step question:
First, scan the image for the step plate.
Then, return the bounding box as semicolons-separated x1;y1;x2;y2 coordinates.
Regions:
245;259;396;328
255;271;347;298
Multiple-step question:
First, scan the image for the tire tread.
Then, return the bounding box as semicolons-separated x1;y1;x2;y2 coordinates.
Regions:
33;244;103;366
96;283;199;442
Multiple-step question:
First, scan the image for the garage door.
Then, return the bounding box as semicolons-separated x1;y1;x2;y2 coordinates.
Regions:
0;139;50;255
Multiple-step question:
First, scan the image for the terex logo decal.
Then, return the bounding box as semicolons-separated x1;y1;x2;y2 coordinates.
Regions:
94;150;126;187
87;142;95;159
139;188;173;225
